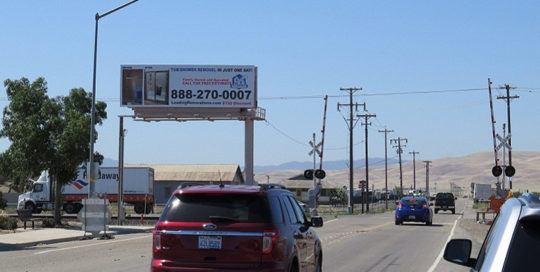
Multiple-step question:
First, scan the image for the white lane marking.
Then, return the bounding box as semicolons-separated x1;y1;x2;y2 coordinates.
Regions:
34;234;149;255
325;219;338;224
427;212;464;272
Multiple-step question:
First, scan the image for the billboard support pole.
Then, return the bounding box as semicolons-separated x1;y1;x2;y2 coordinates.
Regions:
245;118;255;185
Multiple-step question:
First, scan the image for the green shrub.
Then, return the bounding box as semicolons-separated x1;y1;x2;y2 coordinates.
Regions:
0;216;18;230
41;218;56;228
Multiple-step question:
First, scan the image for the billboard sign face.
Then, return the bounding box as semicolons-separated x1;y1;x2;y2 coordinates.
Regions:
121;65;257;108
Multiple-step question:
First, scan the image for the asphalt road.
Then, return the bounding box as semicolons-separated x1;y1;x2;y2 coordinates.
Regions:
319;201;466;272
0;199;476;272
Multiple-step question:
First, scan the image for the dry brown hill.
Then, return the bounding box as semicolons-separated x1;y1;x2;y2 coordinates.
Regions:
258;151;540;194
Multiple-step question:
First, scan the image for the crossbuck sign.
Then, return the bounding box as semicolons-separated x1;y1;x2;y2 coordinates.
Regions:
496;133;512;151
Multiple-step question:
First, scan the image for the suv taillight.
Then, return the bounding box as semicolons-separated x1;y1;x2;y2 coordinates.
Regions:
422;203;428;209
397;203;403;209
262;229;278;254
153;231;162;252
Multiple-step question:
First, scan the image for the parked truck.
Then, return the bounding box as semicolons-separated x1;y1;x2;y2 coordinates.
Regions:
17;167;154;214
473;183;492;203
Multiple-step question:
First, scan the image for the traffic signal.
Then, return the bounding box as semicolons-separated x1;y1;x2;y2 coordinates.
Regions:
505;166;515;177
304;169;313;179
315;169;326;179
492;166;502;177
304;169;326;179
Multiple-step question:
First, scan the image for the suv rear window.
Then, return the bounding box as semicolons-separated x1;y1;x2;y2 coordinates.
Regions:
436;193;454;199
160;193;271;223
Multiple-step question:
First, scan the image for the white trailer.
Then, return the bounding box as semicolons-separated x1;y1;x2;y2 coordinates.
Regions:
473;183;492;203
17;167;154;214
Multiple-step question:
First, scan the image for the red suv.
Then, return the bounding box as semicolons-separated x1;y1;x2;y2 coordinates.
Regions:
151;184;324;272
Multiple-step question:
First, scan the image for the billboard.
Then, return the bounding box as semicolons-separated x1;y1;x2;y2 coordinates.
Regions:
121;65;257;108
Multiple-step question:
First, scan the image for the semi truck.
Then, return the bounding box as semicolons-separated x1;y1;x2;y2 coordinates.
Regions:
473;183;492;203
17;167;154;214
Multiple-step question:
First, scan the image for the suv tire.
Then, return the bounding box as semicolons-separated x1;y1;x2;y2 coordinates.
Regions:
316;251;322;272
451;209;455;214
434;209;439;214
395;219;401;225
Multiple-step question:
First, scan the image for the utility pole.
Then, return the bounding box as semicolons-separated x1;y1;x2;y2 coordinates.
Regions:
424;161;432;198
391;137;408;198
338;87;364;214
358;113;376;212
502;124;507;190
409;151;420;191
497;84;519;190
378;128;393;209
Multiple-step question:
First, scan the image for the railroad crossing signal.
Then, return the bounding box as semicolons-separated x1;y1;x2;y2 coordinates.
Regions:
304;169;326;179
492;133;516;177
505;166;515;177
496;133;512;151
309;141;322;156
305;138;326;179
492;166;502;177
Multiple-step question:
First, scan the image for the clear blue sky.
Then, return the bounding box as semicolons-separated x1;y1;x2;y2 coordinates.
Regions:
1;1;539;167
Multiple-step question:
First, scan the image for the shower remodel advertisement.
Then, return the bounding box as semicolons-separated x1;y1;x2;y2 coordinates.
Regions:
121;65;257;108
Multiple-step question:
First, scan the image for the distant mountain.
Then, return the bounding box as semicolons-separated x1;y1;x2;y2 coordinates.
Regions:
259;151;540;193
102;157;400;172
254;158;401;172
102;157;118;166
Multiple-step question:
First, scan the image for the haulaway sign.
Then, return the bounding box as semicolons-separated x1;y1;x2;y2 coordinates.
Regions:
121;65;257;108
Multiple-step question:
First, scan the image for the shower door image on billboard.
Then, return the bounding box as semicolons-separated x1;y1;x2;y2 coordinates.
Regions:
121;69;143;105
144;71;169;105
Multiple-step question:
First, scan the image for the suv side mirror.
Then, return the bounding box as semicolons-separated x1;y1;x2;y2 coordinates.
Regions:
310;216;323;228
443;239;475;268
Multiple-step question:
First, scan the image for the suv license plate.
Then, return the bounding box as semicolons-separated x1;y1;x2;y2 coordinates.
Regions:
409;215;416;219
199;236;222;249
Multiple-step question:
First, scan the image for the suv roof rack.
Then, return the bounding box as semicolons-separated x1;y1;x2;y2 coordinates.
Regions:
259;183;287;190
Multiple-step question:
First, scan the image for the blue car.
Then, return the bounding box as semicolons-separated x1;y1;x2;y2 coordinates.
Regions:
395;196;433;225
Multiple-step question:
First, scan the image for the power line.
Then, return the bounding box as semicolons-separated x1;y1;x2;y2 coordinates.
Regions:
264;120;309;147
259;87;489;100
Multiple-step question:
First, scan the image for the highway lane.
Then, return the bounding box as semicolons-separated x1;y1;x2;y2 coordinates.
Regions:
319;200;466;272
0;200;468;272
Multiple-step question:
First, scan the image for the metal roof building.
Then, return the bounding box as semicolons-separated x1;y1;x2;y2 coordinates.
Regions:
128;164;244;204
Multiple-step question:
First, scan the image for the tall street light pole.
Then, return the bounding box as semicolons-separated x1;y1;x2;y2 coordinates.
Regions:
88;0;139;197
